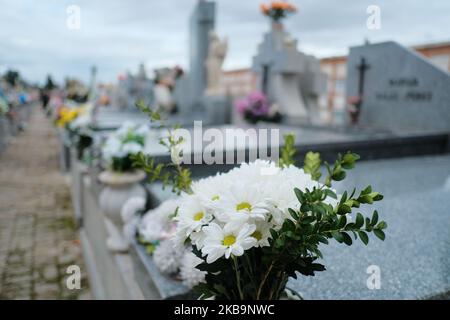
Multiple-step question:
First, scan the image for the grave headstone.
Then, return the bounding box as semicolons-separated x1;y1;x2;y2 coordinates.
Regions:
346;41;450;133
188;0;215;105
173;0;230;125
252;24;327;125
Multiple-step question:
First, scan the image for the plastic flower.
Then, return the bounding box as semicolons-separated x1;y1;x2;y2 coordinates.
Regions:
153;239;185;274
201;222;257;263
121;196;146;223
179;251;206;288
139;199;179;243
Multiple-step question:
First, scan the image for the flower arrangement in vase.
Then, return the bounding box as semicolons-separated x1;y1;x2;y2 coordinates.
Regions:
131;101;387;300
54;105;82;128
260;1;297;24
67;104;94;161
235;91;282;124
98;121;150;252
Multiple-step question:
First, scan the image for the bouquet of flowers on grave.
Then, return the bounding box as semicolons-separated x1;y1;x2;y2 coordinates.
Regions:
260;1;297;22
131;101;387;300
235;91;282;124
54;105;81;128
66;103;95;160
101;121;150;172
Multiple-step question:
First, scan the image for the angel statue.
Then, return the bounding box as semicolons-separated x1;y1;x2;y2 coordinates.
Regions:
205;31;228;95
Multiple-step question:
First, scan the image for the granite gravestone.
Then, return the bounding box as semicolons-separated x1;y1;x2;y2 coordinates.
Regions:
252;24;327;125
173;0;230;125
346;41;450;133
187;0;215;107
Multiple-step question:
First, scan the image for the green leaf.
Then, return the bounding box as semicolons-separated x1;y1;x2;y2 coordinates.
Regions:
337;215;347;229
376;221;388;230
341;152;360;169
332;170;346;181
288;208;299;220
283;219;296;232
294;188;305;203
324;189;337;199
337;204;351;215
370;192;384;201
361;185;372;195
331;231;344;243
358;231;369;245
301;216;316;225
355;212;364;228
373;229;385;241
317;235;329;244
341;232;353;245
371;211;379;226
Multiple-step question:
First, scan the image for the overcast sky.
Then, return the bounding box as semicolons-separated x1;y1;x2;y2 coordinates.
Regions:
1;0;449;84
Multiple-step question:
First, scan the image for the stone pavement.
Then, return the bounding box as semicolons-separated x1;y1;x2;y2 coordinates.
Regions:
0;106;90;299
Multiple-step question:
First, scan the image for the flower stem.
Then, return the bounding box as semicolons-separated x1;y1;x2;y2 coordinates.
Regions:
232;256;244;300
256;261;274;300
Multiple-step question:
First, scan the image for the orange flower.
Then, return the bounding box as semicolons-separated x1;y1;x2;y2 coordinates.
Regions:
260;3;270;14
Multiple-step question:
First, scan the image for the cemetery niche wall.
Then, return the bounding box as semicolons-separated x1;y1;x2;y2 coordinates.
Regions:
346;41;450;134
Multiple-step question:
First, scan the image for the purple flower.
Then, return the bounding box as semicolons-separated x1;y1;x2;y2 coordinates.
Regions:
234;91;271;117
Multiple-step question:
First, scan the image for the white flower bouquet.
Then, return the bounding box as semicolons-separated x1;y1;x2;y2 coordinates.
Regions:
131;103;387;300
102;121;149;172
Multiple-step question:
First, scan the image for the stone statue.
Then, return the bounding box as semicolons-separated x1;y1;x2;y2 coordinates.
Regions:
205;31;228;95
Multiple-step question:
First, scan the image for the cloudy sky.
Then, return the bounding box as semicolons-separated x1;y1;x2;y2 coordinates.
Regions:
1;0;449;84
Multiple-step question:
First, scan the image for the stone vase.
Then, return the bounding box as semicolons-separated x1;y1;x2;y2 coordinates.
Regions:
98;170;146;252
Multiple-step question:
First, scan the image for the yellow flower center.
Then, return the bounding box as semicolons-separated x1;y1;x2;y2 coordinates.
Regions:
211;195;220;201
222;235;236;247
236;202;252;212
251;231;262;241
193;211;204;221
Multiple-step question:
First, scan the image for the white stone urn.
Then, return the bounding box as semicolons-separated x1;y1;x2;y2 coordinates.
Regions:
98;170;146;252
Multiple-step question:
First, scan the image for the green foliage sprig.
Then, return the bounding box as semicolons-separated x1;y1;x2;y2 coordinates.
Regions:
131;100;192;195
278;133;296;168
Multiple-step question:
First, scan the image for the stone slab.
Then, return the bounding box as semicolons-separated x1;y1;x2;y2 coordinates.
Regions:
347;41;450;133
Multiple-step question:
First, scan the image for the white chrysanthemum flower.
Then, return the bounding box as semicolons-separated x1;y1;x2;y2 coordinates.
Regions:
121;197;146;223
177;196;212;238
153;239;185;274
201;222;257;263
210;183;270;226
179;251;206;288
190;173;230;203
139;199;179;243
250;220;271;247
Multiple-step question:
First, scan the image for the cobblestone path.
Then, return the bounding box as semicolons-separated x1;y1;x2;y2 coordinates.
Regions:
0;107;90;299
